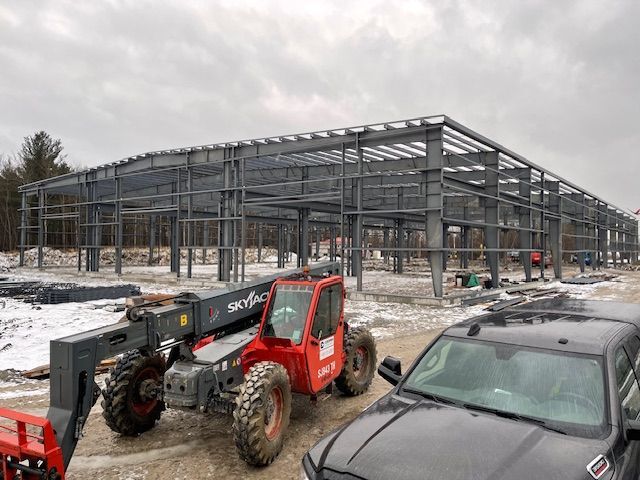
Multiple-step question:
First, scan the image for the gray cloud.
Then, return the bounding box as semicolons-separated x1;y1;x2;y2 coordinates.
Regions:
0;0;638;211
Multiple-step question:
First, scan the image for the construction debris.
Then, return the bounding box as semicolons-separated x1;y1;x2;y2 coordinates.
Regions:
486;296;526;312
561;277;604;285
528;288;560;297
0;280;140;304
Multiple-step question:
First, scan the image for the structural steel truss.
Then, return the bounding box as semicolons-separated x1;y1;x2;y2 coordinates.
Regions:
18;115;639;297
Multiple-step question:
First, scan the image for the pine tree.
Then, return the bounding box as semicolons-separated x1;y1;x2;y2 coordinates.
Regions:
0;155;21;250
0;132;73;251
18;131;71;183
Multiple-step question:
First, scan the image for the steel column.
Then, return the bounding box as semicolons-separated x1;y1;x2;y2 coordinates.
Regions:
586;199;597;270
219;156;233;282
187;160;193;279
176;169;182;278
170;217;179;274
148;215;156;266
19;192;26;267
37;189;44;268
609;208;618;268
598;203;608;270
383;227;389;264
484;151;500;288
115;178;122;275
426;127;445;296
203;222;209;264
548;181;562;279
299;209;310;267
396;219;404;274
518;169;532;281
277;223;285;268
395;187;404;274
461;204;470;269
354;138;364;291
573;193;586;273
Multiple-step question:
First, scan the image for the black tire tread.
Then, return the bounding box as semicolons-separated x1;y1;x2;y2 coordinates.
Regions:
101;350;165;436
335;327;376;396
232;361;292;466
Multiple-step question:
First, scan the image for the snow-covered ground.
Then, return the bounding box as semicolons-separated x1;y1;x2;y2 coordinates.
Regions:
0;298;125;372
1;246;638;399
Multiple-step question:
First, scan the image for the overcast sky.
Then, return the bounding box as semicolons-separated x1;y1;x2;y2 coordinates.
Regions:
0;0;638;211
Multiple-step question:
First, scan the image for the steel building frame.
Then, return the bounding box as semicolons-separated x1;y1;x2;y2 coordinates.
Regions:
18;115;639;297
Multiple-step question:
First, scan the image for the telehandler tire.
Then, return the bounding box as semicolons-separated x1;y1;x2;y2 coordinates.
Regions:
335;327;376;396
233;361;292;465
102;350;166;436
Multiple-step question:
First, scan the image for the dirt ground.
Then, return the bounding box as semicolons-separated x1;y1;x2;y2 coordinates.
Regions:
0;331;439;480
2;269;639;479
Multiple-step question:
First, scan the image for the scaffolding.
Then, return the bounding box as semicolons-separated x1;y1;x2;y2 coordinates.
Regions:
18;115;639;297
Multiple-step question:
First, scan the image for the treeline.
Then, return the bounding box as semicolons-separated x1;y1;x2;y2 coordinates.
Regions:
0;131;72;251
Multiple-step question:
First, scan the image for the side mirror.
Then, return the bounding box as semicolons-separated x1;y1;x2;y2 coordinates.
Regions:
378;356;402;386
627;419;640;441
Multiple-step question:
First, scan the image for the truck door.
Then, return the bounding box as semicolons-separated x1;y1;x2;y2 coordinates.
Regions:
306;282;344;393
612;336;640;480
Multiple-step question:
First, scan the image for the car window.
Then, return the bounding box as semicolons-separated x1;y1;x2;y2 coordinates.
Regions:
627;335;640;373
403;337;607;437
310;284;342;339
614;347;640;422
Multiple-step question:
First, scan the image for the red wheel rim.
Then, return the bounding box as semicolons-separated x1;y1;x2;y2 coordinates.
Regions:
353;346;369;381
264;386;284;441
130;366;160;417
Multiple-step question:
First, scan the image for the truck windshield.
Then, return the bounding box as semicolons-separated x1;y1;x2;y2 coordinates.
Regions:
262;284;314;344
403;337;607;438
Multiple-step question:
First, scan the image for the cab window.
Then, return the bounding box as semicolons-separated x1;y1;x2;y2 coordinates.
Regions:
310;284;342;339
262;284;313;344
614;347;640;421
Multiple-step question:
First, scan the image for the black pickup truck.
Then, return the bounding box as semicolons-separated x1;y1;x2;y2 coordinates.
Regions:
302;299;640;480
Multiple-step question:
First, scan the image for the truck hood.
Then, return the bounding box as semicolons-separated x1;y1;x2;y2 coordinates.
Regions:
308;394;612;480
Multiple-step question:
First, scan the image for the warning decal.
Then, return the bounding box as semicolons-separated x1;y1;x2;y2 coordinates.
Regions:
319;336;335;360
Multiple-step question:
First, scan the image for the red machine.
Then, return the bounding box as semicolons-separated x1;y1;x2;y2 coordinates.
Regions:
0;263;376;477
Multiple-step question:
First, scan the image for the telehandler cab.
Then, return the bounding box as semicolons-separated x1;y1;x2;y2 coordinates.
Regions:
0;262;376;479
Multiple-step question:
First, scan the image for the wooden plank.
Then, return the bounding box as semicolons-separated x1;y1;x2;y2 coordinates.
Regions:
22;358;117;380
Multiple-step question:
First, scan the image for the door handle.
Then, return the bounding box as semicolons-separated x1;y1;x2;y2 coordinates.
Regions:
310;340;319;346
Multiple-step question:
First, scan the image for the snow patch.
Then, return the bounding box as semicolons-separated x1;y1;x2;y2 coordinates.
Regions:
0;298;123;371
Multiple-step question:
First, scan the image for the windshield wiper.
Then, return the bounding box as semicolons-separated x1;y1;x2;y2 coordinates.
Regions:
462;403;567;435
401;386;457;405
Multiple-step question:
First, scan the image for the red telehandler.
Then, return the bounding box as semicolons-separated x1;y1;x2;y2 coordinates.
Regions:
0;262;376;479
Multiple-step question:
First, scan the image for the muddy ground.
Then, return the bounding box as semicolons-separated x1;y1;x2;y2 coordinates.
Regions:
2;269;639;479
1;331;439;480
